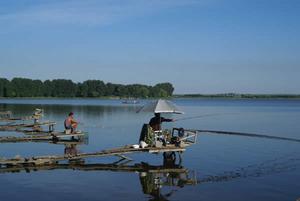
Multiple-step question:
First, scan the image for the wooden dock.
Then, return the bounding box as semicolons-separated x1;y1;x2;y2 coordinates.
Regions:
0;121;56;132
0;111;13;121
0;132;86;143
0;127;197;166
0;145;187;167
0;109;43;122
0;116;32;122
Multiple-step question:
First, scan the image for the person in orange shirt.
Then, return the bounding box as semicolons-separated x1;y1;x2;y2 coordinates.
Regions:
64;112;78;133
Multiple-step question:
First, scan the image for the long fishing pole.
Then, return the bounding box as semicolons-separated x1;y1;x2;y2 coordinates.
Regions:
196;129;300;143
175;113;239;122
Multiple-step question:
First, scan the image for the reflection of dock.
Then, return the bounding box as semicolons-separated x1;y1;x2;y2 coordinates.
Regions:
0;159;197;201
0;162;189;174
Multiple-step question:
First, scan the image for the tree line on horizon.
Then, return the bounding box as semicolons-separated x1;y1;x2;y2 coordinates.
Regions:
0;78;174;98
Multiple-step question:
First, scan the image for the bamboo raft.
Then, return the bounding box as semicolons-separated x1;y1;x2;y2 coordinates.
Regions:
0;132;86;143
0;109;43;122
0;127;197;166
0;121;56;132
0;116;34;122
0;145;187;167
0;111;14;121
0;109;84;143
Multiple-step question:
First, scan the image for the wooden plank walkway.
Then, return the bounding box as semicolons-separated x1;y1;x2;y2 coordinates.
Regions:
0;145;187;167
0;117;32;122
0;121;56;131
0;132;86;143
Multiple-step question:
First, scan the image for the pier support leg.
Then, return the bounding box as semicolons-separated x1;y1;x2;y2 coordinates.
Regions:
177;151;182;166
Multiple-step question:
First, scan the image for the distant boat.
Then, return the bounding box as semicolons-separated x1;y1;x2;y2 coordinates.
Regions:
122;99;140;104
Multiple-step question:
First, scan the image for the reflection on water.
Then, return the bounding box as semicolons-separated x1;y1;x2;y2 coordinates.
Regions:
0;147;197;201
0;99;300;201
0;102;144;131
2;144;300;201
198;152;300;184
64;143;79;157
139;153;196;201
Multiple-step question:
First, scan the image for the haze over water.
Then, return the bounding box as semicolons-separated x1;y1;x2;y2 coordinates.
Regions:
0;98;300;201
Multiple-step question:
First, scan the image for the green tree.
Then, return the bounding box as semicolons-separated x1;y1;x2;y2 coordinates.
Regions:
10;78;38;97
105;83;116;96
150;86;168;97
51;79;77;97
154;83;174;96
32;80;44;97
0;77;175;98
76;83;88;97
83;80;106;97
43;80;53;97
0;78;10;97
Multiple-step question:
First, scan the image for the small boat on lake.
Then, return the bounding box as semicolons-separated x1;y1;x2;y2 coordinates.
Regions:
122;99;140;104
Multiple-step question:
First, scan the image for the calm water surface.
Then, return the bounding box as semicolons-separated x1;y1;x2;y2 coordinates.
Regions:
0;98;300;201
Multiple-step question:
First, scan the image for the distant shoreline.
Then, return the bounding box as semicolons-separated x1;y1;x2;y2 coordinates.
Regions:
0;94;300;100
173;94;300;99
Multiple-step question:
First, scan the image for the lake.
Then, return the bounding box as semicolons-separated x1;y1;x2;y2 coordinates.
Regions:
0;98;299;201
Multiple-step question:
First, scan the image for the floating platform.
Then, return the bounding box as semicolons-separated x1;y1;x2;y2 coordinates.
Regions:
0;111;13;121
0;145;187;167
0;121;56;132
0;132;86;143
0;116;33;122
0;109;43;122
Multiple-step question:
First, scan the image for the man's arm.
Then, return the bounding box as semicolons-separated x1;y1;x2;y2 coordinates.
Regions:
161;117;174;122
71;118;78;124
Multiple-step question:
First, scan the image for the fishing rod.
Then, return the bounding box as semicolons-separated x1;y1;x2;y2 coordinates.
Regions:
196;129;300;143
175;113;239;122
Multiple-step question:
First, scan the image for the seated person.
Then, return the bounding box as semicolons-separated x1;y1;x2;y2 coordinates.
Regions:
64;112;78;133
149;113;174;132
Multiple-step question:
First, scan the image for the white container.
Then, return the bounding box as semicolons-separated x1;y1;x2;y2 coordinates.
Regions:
132;144;140;149
140;141;148;148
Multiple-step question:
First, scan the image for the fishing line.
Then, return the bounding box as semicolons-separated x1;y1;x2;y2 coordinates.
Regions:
76;113;300;143
196;129;300;143
175;113;239;122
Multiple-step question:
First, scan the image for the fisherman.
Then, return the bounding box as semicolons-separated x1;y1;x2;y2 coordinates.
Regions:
149;113;174;131
64;112;78;133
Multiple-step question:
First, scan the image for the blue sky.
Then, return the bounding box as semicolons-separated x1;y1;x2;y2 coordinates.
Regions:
0;0;299;94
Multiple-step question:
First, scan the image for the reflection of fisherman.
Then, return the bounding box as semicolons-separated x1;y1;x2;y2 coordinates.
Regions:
64;112;78;133
139;172;168;201
64;144;78;156
139;159;182;201
149;113;174;131
163;152;177;168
